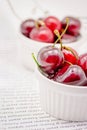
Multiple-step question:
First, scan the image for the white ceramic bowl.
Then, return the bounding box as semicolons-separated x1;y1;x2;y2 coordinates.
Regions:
8;0;87;70
36;67;87;121
18;33;53;70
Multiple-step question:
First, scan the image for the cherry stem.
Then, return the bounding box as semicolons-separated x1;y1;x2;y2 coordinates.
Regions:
54;30;63;50
32;53;40;67
35;20;45;29
32;53;47;76
62;46;79;60
53;18;69;46
64;60;73;66
6;0;22;21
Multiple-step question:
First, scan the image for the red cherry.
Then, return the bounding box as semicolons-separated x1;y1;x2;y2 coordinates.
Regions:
20;19;35;37
62;16;81;36
30;26;54;43
54;29;78;64
83;82;87;86
54;65;87;86
77;53;87;77
54;63;70;77
44;16;62;33
37;45;64;74
61;33;79;43
61;46;78;64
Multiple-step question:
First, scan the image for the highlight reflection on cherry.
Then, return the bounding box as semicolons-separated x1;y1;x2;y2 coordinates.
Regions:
37;45;64;74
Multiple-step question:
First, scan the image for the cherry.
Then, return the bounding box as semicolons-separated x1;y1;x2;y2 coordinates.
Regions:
61;46;78;64
62;16;81;36
32;17;87;87
54;29;79;64
61;33;79;43
54;63;70;77
30;26;54;43
44;16;62;33
54;65;87;86
37;45;64;74
77;53;87;77
20;19;35;37
83;82;87;86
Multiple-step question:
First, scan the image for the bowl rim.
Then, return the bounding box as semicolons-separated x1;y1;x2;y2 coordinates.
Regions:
18;17;87;48
36;66;87;92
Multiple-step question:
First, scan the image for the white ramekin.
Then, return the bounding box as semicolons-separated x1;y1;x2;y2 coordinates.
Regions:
36;67;87;121
17;33;52;70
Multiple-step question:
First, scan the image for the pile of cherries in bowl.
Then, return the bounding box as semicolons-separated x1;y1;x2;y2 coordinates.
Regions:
20;15;81;43
32;23;87;86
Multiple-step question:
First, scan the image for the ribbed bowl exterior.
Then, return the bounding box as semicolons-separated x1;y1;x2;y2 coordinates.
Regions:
36;69;87;121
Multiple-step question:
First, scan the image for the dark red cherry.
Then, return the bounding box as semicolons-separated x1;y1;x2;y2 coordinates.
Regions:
61;46;78;64
62;16;81;36
83;82;87;86
44;16;62;33
37;45;64;74
54;65;87;86
77;53;87;77
20;19;35;37
30;26;54;43
54;63;70;77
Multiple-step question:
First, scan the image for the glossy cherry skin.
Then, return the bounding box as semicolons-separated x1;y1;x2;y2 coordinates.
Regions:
20;19;35;37
77;53;87;77
61;33;79;43
62;16;81;36
44;16;62;33
30;26;54;43
37;46;64;74
83;82;87;86
54;63;70;77
54;65;87;86
61;47;78;64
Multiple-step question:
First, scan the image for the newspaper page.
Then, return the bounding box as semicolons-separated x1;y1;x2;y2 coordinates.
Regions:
0;62;87;130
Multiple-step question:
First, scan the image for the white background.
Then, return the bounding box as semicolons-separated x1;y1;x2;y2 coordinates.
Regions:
0;0;87;129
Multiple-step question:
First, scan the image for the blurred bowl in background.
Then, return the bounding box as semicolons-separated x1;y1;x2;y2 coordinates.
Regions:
5;0;87;70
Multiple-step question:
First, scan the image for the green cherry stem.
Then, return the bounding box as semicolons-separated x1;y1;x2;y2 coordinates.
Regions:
55;32;79;60
64;60;73;66
62;46;79;60
32;53;48;77
32;53;40;67
54;30;63;50
35;20;45;29
54;18;79;61
53;17;69;46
